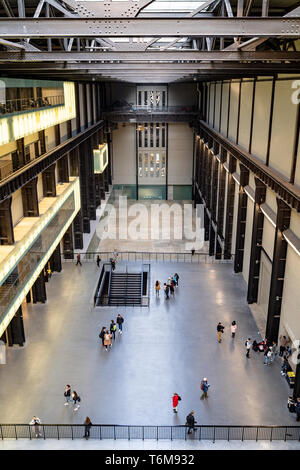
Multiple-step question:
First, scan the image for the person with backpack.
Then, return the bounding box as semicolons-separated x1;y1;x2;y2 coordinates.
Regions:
116;314;124;334
110;320;117;341
186;411;197;434
245;338;252;358
72;391;81;411
217;322;225;343
99;327;106;347
200;378;210;400
172;393;181;413
64;384;72;405
164;283;170;299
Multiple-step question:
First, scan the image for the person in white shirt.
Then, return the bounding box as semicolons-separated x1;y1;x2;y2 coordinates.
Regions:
245;338;252;358
231;321;237;338
29;416;42;437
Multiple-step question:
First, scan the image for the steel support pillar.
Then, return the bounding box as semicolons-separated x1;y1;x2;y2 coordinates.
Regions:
73;210;84;250
293;353;300;401
49;244;62;273
224;155;237;260
32;271;47;303
42;163;56;197
247;178;267;304
21;178;39;217
57;154;69;183
6;306;25;347
265;199;291;343
233;164;249;273
0;197;14;245
63;224;74;259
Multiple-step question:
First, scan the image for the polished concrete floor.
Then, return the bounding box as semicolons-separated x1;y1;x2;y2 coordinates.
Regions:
0;439;299;451
0;261;297;427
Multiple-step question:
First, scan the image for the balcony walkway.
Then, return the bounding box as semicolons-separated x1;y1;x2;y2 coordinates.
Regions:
0;261;297;428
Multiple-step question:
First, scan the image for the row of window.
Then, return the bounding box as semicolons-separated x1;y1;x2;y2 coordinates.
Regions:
137;123;166;149
138;151;166;178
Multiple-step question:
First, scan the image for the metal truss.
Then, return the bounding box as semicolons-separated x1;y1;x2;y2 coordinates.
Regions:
0;0;299;82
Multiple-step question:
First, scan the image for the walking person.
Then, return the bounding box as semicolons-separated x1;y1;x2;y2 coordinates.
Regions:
172;393;181;413
186;411;197;434
71;391;81;411
96;255;101;267
264;347;272;366
245;338;252;358
110;320;117;341
116;314;124;334
155;280;161;297
217;322;225;343
279;335;288;357
169;279;175;296
76;253;82;266
104;330;112;351
29;416;42;438
200;378;210;400
99;327;106;347
163;283;170;299
231;321;237;338
174;273;179;286
64;384;72;405
83;417;92;439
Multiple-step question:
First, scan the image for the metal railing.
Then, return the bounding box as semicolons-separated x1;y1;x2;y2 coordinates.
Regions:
0;94;65;116
0;424;299;442
103;105;198;114
64;251;234;264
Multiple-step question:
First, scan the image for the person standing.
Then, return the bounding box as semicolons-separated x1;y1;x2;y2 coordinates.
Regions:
96;255;101;267
83;417;92;439
186;411;197;434
279;335;288;357
280;356;289;376
29;416;42;438
104;330;112;351
231;321;237;338
264;347;272;366
76;253;82;266
245;338;252;358
110;320;117;341
72;391;81;411
200;378;210;400
64;384;72;405
99;326;106;347
172;393;181;413
116;314;124;334
217;322;225;343
174;273;179;286
169;279;175;296
296;398;300;422
155;280;161;297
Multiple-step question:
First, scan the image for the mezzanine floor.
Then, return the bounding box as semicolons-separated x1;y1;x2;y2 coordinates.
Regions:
0;261;297;428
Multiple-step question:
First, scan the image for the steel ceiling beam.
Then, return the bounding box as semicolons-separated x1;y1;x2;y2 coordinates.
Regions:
1;50;299;62
2;62;300;71
0;17;299;38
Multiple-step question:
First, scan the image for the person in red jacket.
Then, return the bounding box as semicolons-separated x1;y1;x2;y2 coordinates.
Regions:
172;393;181;413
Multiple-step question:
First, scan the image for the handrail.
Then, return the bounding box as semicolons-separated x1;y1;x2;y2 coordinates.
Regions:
0;94;64;116
0;424;299;441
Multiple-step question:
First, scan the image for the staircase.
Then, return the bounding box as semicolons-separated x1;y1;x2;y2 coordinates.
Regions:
109;272;142;306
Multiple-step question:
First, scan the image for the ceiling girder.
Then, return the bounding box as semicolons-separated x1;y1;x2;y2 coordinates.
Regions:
0;17;299;38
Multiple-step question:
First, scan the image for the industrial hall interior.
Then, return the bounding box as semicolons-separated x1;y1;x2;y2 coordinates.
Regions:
0;0;300;450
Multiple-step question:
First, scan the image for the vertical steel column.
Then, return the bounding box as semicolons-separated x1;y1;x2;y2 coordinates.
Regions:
32;271;47;303
63;224;74;259
223;155;236;259
233;164;249;273
21;178;39;217
42;164;56;197
74;82;81;134
49;244;62;273
0;197;14;245
6;306;25;347
265;199;291;342
247;178;267;303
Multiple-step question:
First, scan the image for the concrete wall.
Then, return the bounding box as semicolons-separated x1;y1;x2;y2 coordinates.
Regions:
112;124;136;185
168;123;193;185
168;83;197;107
11;189;23;226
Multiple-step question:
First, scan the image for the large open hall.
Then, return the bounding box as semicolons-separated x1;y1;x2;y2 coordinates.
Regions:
0;0;300;454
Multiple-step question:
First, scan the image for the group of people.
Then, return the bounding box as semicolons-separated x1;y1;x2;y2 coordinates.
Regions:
155;273;179;299
99;315;124;351
29;414;93;439
64;384;81;411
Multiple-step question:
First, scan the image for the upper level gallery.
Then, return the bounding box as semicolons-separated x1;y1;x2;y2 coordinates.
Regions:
0;79;76;146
